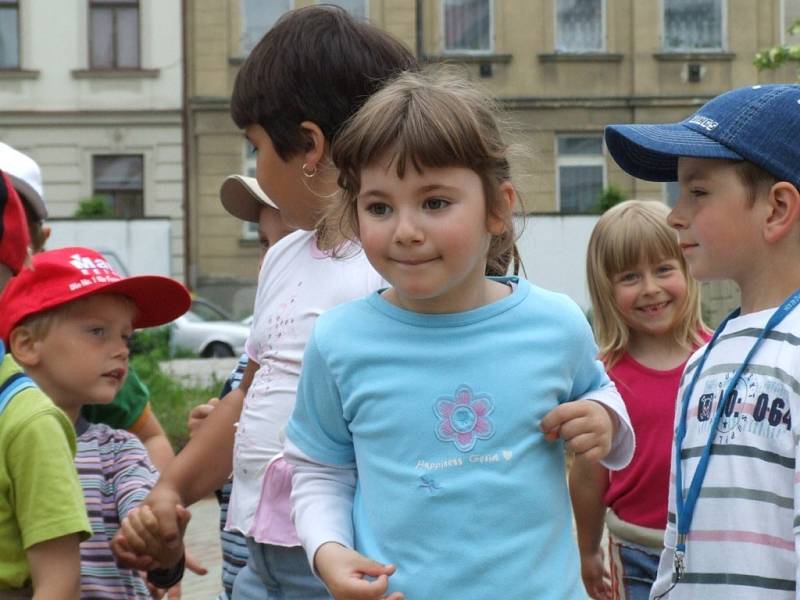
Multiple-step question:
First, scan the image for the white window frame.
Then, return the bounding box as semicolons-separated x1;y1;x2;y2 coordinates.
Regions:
241;140;259;241
241;0;293;55
555;134;607;214
661;0;727;52
315;0;368;19
554;0;606;53
781;0;800;45
0;0;20;69
441;0;494;54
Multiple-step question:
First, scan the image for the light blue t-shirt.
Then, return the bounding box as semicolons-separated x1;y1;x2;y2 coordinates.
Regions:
287;277;609;600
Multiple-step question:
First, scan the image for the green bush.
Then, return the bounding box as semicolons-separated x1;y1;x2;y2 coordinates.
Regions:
74;195;114;218
132;351;220;451
593;185;627;214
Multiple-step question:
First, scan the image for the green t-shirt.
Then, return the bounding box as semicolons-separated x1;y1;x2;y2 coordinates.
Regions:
81;365;149;430
0;355;92;590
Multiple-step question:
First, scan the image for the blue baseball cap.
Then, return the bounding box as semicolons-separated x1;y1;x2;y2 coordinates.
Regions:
605;84;800;188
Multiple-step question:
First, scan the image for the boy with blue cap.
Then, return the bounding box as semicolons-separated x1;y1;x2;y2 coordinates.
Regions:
605;84;800;599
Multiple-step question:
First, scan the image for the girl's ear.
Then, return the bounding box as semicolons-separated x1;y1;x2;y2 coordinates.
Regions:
487;181;516;236
9;326;42;368
763;181;800;244
299;121;329;172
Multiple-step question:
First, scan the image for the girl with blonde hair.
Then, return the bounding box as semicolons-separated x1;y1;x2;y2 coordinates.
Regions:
572;200;709;600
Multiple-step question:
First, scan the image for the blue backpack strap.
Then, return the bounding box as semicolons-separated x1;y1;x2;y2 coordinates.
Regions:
0;372;36;417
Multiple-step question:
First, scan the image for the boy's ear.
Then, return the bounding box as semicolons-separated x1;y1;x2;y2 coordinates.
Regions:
299;121;328;172
487;182;517;236
763;182;800;244
9;326;42;368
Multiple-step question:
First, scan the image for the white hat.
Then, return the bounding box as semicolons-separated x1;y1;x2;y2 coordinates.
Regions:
0;142;46;220
219;175;278;223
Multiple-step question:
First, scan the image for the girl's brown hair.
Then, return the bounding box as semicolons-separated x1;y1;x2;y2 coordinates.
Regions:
325;68;516;275
586;200;707;368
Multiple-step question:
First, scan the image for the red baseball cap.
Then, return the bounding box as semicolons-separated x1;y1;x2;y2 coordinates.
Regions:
0;171;31;275
0;246;191;343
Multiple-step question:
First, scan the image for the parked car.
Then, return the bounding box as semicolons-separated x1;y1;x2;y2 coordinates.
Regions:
170;298;251;358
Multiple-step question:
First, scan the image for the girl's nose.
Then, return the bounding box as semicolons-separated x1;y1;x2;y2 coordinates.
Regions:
393;212;423;244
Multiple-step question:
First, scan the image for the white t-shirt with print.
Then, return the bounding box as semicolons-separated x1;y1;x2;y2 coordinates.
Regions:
226;229;384;536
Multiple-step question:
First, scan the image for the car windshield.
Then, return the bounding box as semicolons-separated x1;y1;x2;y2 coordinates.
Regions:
191;301;231;322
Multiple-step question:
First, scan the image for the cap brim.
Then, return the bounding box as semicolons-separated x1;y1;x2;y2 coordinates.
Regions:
605;122;742;182
220;175;277;223
7;173;46;220
98;275;192;329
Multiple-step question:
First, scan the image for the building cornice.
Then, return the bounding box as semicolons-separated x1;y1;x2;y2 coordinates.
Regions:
0;110;182;126
498;95;717;110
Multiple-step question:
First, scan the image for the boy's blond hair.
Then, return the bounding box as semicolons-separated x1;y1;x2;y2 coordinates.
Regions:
587;200;707;367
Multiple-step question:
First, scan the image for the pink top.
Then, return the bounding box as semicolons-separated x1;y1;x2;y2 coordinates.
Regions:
602;340;707;529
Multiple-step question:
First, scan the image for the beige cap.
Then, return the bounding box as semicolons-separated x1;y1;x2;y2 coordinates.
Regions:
219;175;277;223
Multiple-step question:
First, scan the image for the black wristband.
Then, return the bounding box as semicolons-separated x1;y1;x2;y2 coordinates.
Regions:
147;554;185;589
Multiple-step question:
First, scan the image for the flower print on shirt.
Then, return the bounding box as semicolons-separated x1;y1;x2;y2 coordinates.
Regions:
434;384;495;452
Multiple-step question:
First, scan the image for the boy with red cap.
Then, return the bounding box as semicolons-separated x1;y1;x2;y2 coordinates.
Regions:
0;172;92;599
0;245;191;598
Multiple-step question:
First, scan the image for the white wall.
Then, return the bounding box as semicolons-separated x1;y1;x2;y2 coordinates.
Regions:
47;218;172;278
515;214;600;311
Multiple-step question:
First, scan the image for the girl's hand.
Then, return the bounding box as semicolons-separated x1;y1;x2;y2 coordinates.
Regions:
579;548;612;600
187;397;220;438
314;542;404;600
540;399;615;462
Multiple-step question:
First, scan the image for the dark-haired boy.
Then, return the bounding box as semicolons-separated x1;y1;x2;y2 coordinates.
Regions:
113;6;417;599
605;83;800;599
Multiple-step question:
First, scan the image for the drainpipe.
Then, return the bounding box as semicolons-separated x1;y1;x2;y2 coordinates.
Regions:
416;0;424;59
180;0;192;289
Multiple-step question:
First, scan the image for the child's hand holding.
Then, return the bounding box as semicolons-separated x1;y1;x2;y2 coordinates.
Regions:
112;502;190;570
314;542;404;600
540;399;617;462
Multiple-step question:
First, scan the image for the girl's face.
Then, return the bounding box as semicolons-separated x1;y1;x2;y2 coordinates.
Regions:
356;159;509;313
612;257;688;340
245;124;320;230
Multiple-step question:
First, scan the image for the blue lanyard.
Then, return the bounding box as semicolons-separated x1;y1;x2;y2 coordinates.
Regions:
672;289;800;580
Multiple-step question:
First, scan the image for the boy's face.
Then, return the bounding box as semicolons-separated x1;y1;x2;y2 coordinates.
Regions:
25;294;134;412
257;204;294;259
245;124;319;231
669;157;762;284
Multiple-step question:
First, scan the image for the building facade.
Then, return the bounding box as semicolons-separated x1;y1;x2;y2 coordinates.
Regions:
186;0;800;318
0;0;184;279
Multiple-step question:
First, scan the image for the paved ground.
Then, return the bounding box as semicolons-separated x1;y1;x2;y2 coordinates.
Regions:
182;496;224;599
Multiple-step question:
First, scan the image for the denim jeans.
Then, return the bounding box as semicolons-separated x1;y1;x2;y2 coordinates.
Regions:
609;536;661;600
231;539;330;600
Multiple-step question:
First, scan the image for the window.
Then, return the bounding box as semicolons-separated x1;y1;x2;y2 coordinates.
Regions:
556;136;605;213
443;0;492;53
242;140;259;240
92;155;144;219
782;0;800;45
555;0;604;52
0;1;19;69
662;0;724;51
241;0;291;55
89;0;140;69
664;181;681;208
315;0;367;19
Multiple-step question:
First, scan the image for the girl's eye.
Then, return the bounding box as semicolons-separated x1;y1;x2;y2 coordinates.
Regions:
423;197;450;210
618;272;638;283
657;264;675;274
89;327;105;337
366;202;391;216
